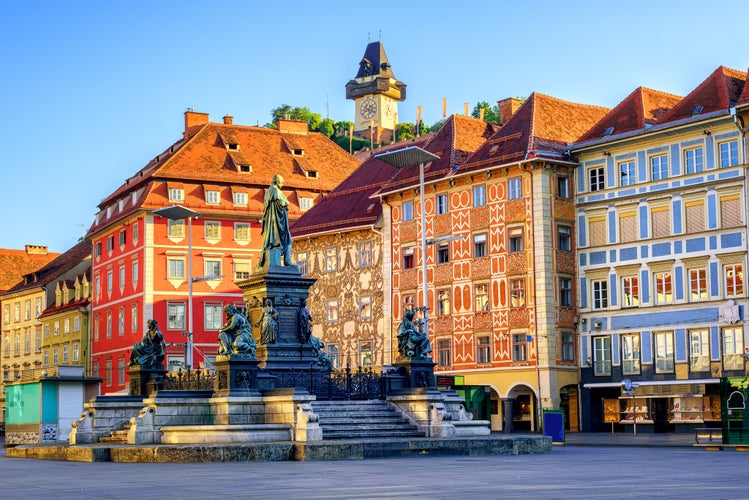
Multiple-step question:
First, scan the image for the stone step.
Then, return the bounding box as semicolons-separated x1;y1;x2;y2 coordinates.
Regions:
311;399;425;440
317;416;406;424
321;428;425;439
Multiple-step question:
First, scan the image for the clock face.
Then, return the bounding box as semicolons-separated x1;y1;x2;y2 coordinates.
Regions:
360;98;377;120
384;101;394;118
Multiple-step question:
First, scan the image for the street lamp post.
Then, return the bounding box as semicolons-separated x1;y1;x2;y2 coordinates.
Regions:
153;205;200;369
376;146;440;339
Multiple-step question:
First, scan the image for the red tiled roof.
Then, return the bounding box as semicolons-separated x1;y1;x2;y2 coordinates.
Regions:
38;296;90;319
738;66;749;107
0;248;61;293
462;93;609;172
660;66;746;122
291;136;432;237
377;115;499;195
87;116;361;236
4;240;91;294
577;87;682;143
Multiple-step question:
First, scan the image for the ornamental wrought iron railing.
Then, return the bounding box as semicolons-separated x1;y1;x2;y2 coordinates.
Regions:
162;368;216;391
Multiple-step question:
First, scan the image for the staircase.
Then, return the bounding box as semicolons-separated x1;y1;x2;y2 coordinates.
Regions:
98;423;130;444
311;400;425;440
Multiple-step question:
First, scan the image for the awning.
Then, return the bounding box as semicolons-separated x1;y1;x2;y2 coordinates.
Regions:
584;378;720;389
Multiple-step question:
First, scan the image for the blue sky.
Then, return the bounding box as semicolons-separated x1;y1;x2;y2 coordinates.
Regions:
1;0;748;252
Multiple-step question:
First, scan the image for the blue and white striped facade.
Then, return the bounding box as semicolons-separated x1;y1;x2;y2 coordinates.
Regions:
572;112;747;432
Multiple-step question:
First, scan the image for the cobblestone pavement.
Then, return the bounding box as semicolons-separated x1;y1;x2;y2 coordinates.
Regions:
2;441;748;499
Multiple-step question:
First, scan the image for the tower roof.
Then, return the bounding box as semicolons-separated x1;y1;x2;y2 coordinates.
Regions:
355;41;396;79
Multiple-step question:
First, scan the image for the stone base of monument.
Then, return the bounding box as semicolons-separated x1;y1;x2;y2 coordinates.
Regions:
128;365;167;397
213;355;262;398
391;357;436;389
69;395;145;445
441;390;491;437
387;388;457;438
160;424;292;444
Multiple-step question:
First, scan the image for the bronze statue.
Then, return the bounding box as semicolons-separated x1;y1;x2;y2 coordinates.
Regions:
298;298;312;344
218;305;256;356
130;319;166;368
397;309;432;359
258;174;292;267
309;334;331;369
255;298;279;344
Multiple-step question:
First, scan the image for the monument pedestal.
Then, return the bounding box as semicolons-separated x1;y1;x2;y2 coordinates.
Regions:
213;355;261;397
128;364;167;397
393;357;436;389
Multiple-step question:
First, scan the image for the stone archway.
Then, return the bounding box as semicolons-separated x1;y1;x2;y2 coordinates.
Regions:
504;384;537;433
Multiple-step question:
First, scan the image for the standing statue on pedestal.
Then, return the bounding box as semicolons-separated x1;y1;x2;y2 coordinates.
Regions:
256;298;279;344
258;174;293;267
218;305;256;357
130;319;166;368
298;298;313;344
397;309;432;359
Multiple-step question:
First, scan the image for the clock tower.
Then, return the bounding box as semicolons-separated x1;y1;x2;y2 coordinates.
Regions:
345;40;406;144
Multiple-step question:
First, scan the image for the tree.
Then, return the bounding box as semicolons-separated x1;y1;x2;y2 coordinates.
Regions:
396;123;415;141
471;101;501;124
334;121;355;137
269;105;323;131
318;118;335;138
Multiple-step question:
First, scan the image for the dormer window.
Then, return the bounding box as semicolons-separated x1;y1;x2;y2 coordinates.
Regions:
233;192;248;206
118;199;125;212
692;105;703;116
227;143;239;151
292;148;304;156
305;170;318;179
169;188;184;202
206;190;220;205
300;197;313;211
238;164;251;173
489;144;499;154
604;126;615;136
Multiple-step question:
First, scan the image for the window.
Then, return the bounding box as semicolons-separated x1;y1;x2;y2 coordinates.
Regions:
132;223;139;243
105;312;112;338
619;161;635;186
73;317;80;332
403;294;415;312
474;233;487;257
93;315;99;341
622;276;640;307
437;241;449;264
437;289;451;316
107;270;113;296
233;191;248;206
119;266;126;290
105;359;112;386
24;300;31;320
358;241;372;268
654;271;673;304
437;340;451;367
619;212;637;243
561;331;574;362
689;268;708;301
205;190;220;204
436;193;448;215
167;302;186;330
403;201;414;221
35;327;42;351
557;176;570;199
168;258;186;279
725;264;744;297
168;188;184;202
684;147;704;174
205;303;223;331
560;278;572;307
477;336;491;364
63;345;69;364
118;308;125;335
507;227;523;252
118;229;127;247
719;140;739;167
359;341;373;367
327;344;340;369
53;347;59;365
558;225;571;251
204;221;221;240
95;242;102;258
403;247;414;269
168;219;184;238
650;154;669;181
118;358;126;386
131;304;138;332
13;302;20;322
689;329;709;372
132;260;139;287
325;299;339;322
621;334;640;375
588;216;606;246
234;223;250;242
23;331;30;354
299;197;313;211
359;295;372;319
107;235;115;252
475;283;489;311
325;247;338;272
721;195;742;228
3;304;9;323
589;167;604;192
723;326;744;370
685;201;705;233
593;336;611;375
204;259;222;279
510;278;525;308
508;177;522;199
654;332;674;373
651;206;670;239
72;343;80;363
297;252;308;275
473;185;486;206
592;279;608;309
513;334;527;362
234;261;251;281
43;349;49;366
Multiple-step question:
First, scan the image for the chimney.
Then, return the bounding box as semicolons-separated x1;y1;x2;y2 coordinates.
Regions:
276;119;308;135
184;109;209;138
223;115;233;125
25;245;48;255
497;98;523;124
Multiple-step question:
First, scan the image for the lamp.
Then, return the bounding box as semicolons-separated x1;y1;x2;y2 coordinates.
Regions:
153;205;200;369
376;146;441;343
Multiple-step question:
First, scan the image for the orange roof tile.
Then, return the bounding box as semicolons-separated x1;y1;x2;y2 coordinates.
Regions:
5;240;91;294
660;66;746;122
0;247;61;293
